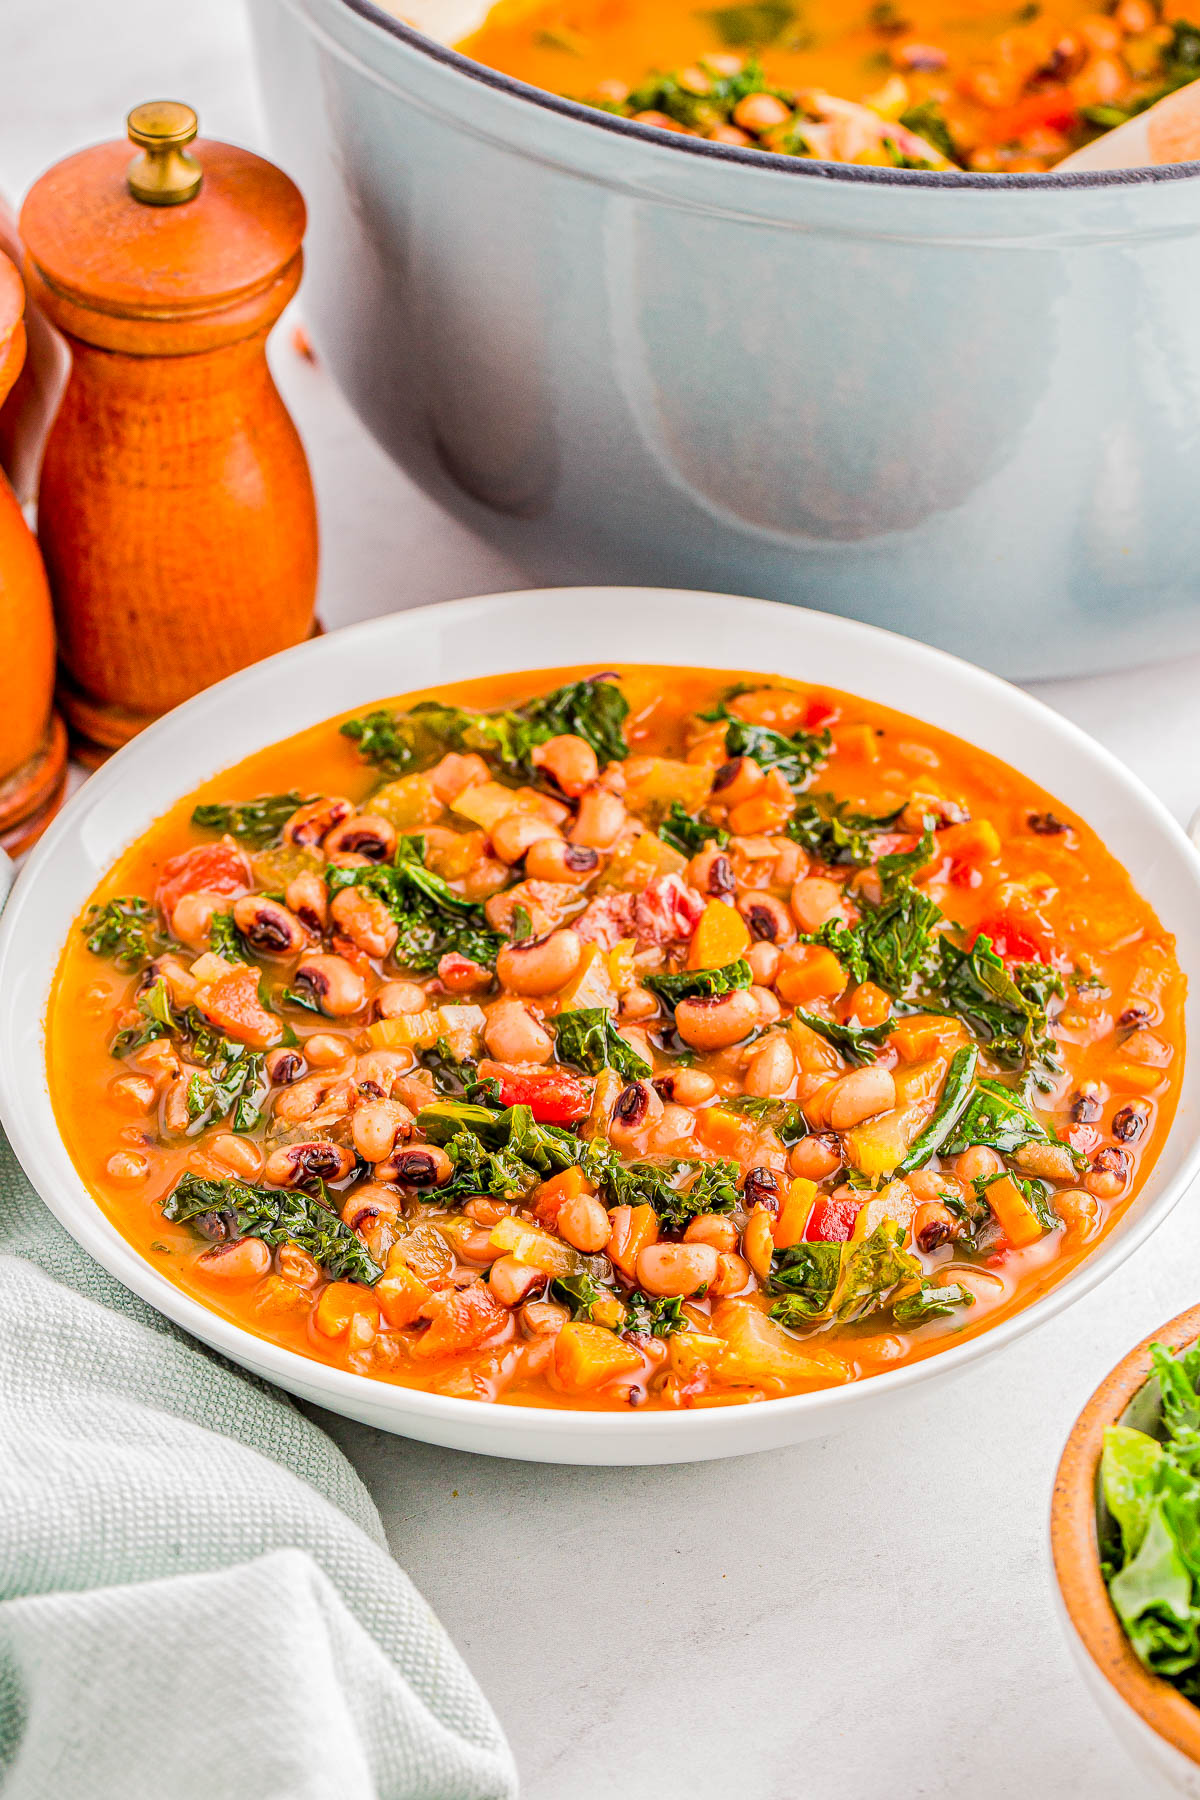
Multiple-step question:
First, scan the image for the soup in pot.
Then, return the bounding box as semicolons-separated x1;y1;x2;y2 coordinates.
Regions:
459;0;1200;171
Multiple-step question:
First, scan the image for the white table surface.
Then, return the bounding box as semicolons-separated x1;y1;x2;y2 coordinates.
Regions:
5;5;1200;1793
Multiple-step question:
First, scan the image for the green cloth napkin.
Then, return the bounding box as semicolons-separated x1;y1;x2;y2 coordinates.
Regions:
0;1131;517;1800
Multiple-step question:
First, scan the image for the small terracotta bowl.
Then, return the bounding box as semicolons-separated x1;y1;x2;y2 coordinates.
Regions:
1052;1303;1200;1795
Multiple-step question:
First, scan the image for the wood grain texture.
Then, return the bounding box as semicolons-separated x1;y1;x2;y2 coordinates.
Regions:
21;135;317;741
0;252;63;831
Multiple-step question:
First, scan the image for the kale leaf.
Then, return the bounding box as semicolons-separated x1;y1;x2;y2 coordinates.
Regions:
83;896;160;971
727;1096;809;1143
554;1007;651;1078
341;676;628;781
657;801;729;858
786;796;905;868
642;959;752;1005
769;1221;920;1325
191;791;314;848
700;0;797;47
933;934;1063;1073
898;99;958;162
183;1040;268;1134
892;1280;975;1326
941;1073;1081;1163
326;836;503;972
551;1269;607;1321
798;919;869;988
580;1142;741;1232
208;910;245;962
417;1100;580;1202
793;1008;892;1066
710;707;830;792
624;1291;691;1337
111;974;178;1055
164;1172;382;1284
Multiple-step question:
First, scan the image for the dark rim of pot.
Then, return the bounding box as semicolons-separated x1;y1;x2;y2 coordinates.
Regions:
338;0;1200;189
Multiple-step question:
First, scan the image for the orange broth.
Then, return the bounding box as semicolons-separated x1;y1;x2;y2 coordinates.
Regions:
47;665;1184;1411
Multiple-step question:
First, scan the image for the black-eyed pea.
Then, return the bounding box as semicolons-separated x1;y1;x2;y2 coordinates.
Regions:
351;1098;414;1162
195;1237;271;1282
392;1146;453;1190
743;1033;796;1097
648;1102;696;1153
233;895;309;957
277;1243;321;1287
329;887;398;959
608;1079;664;1151
620;985;659;1022
953;1146;1005;1184
283;796;353;846
110;1073;158;1113
519;1298;569;1336
737;891;795;945
106;1150;150;1183
208;1133;264;1179
323;813;397;862
710;757;764;807
1120;1027;1171;1067
635;1241;719;1298
491;812;561;866
304;1033;353;1068
789;875;844;934
375;980;430;1018
430;751;491;803
912;1201;959;1253
1054;1186;1102;1240
747;941;781;986
750;985;782;1026
687;847;737;900
674;987;760;1051
1086;1146;1132;1199
294;954;366;1018
710;1251;751;1296
464;1196;512;1227
264;1140;356;1187
684;1213;739;1252
286;870;327;934
265;1046;305;1085
569;788;626;849
524;838;601;884
827;1066;895;1130
742;1206;775;1283
530;733;600;797
495;928;583;997
653;1067;717;1106
788;1134;841;1181
557;1194;611;1253
170;890;222;951
340;1183;401;1234
490;1255;546;1308
483;997;554;1063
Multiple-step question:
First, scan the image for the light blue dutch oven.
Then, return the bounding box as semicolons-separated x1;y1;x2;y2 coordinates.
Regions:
248;0;1200;677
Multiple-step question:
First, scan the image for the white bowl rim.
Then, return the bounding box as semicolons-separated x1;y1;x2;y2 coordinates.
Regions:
328;0;1200;192
4;583;1200;1450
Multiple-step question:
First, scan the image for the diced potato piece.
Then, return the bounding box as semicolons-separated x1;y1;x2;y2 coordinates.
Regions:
892;1055;950;1106
608;937;638;994
773;1177;817;1249
489;1215;586;1277
777;947;846;1005
437;1004;487;1061
532;1164;596;1226
366;1009;441;1051
388;1223;454;1283
832;723;880;764
844;1101;935;1181
688;899;751;970
695;1107;758;1160
370;773;443;830
315;1281;381;1340
554;1322;643;1393
788;1015;843;1073
556;941;618;1012
601;829;687;892
451;780;544;833
711;1301;850;1386
852;1178;916;1242
938;819;1001;866
668;1331;726;1380
623;756;713;817
887;1014;969;1062
189;951;234;985
375;1263;432;1328
251;841;323;890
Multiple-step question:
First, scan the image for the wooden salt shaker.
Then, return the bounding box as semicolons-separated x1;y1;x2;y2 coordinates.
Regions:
21;103;318;759
0;251;65;848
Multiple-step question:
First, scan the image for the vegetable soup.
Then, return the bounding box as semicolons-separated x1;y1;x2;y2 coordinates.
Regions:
459;0;1200;171
48;666;1184;1411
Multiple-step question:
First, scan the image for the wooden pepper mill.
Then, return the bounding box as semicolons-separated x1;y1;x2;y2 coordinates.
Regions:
20;102;318;760
0;250;66;848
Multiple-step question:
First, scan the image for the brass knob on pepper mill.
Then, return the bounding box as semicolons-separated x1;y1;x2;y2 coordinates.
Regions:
20;104;318;761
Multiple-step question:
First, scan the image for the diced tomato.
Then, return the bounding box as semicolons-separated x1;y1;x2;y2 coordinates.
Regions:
984;87;1078;147
475;1060;590;1123
803;1196;860;1243
155;841;251;918
804;698;840;731
971;915;1042;964
413;1282;507;1359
